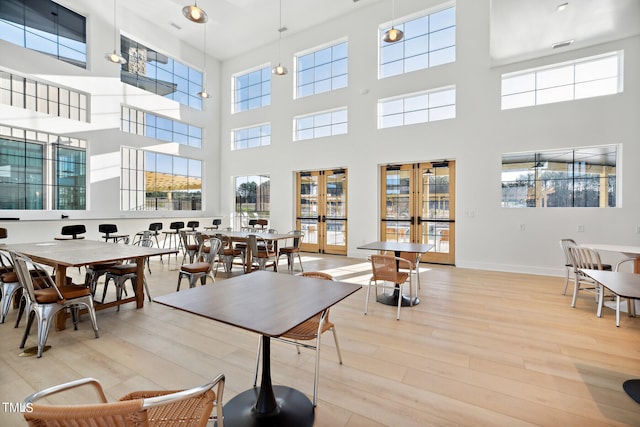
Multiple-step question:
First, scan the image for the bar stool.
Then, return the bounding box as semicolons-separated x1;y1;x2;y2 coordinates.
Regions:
163;221;184;261
187;221;199;231
204;219;222;230
55;224;86;240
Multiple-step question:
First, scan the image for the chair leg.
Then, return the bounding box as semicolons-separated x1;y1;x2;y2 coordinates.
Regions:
596;284;604;318
616;295;621;327
20;310;35;349
364;279;373;315
562;267;570;295
396;284;402;321
312;334;322;407
1;282;20;323
570;276;580;308
296;252;304;272
331;327;343;365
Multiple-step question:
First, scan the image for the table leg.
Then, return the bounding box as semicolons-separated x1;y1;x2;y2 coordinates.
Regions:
135;256;145;309
55;265;68;331
219;335;315;427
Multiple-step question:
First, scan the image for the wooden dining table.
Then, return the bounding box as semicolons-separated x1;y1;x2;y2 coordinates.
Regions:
357;241;433;306
580;268;640;405
2;239;177;329
154;271;361;427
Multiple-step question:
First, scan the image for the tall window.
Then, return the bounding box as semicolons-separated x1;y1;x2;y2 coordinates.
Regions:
1;70;88;122
0;126;86;210
121;106;202;148
294;108;348;141
501;51;623;110
0;0;87;68
120;35;203;110
296;40;348;98
379;6;455;79
378;86;455;128
501;146;617;208
235;175;270;218
121;147;202;211
233;66;271;113
232;123;271;150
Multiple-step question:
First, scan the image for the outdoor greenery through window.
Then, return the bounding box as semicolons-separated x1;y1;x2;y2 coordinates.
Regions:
379;6;455;78
121;147;202;211
0;125;86;210
233;66;271;113
121;106;202;148
232;123;271;150
235;175;270;219
501;51;623;110
296;40;348;98
120;35;203;110
0;0;87;68
294;108;348;141
501;146;617;208
379;86;455;128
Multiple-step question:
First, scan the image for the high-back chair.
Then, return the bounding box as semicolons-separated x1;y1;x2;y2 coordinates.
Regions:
560;239;611;296
247;234;277;272
567;245;611;317
365;254;414;320
216;234;244;273
253;271;340;406
180;230;200;264
277;230;305;274
55;224;86;240
23;374;225;427
11;252;99;358
177;237;221;290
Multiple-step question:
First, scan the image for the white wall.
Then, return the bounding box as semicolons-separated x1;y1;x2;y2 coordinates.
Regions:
0;1;223;242
219;0;640;275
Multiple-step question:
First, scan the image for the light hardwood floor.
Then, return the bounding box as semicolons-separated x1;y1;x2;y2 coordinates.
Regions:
1;253;640;426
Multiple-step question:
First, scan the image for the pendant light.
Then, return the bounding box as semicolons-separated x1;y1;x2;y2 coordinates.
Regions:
383;0;404;43
271;0;288;75
198;23;210;98
182;1;208;24
105;0;127;64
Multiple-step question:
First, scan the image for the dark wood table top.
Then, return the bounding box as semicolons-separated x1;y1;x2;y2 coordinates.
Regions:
154;271;361;337
2;239;176;268
357;241;434;254
581;269;640;299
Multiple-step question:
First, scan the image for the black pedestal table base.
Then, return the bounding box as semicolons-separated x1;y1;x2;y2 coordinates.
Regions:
376;288;419;307
218;385;314;427
623;379;640;404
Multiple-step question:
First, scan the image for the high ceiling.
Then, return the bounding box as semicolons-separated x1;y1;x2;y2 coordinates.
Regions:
115;0;639;62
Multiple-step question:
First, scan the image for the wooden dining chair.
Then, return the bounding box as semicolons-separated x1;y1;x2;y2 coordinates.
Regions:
23;373;225;427
253;271;340;406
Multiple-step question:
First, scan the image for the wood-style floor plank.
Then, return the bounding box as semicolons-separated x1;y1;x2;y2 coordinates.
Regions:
1;254;639;426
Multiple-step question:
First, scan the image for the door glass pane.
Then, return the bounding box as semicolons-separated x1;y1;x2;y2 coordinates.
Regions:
385;168;411;242
421;166;450;252
300;174;318;244
326;171;346;247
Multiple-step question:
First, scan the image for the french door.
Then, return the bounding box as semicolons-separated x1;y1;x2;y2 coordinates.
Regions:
296;169;348;255
381;161;455;265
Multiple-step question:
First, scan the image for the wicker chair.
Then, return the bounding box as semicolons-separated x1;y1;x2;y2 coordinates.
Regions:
11;252;99;358
253;271;340;406
23;374;225;427
365;254;414;320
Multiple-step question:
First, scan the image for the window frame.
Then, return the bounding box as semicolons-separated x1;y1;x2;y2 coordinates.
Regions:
232;65;271;113
294;107;349;141
121;106;202;148
231;123;271;150
501;51;624;110
378;86;456;129
294;38;349;99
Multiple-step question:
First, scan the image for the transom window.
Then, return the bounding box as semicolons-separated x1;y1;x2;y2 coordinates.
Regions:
0;125;86;210
0;0;87;68
501;146;617;208
379;6;455;79
121;106;202;148
233;66;271;113
121;147;202;211
296;40;348;98
120;35;204;110
294;108;348;141
501;51;623;110
232;123;271;150
0;69;88;122
378;86;456;128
